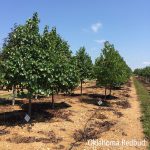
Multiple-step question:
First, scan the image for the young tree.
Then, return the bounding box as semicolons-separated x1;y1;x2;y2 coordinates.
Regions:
41;26;79;108
2;24;24;105
2;13;41;116
94;41;131;99
76;47;93;94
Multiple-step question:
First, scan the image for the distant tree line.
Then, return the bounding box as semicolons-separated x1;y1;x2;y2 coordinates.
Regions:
134;66;150;83
0;13;131;116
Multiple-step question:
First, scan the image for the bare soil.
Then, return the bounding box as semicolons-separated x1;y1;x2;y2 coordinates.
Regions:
0;79;148;150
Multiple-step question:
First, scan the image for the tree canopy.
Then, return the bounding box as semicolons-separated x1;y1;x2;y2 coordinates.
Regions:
94;41;131;97
1;12;79;113
75;47;93;94
134;66;150;83
0;13;132;116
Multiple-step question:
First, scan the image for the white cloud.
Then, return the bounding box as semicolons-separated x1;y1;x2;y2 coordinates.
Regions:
95;39;105;44
91;22;102;33
143;61;150;65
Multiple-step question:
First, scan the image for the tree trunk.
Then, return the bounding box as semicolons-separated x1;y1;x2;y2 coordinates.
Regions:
35;94;38;99
145;77;147;83
51;89;54;109
28;98;32;117
104;87;107;100
12;85;16;106
109;87;112;96
81;80;83;95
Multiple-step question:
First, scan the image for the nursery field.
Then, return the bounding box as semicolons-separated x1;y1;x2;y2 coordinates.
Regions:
0;79;147;150
0;1;149;150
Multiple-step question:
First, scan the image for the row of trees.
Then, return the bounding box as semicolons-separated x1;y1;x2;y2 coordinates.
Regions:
134;66;150;83
0;13;93;115
0;13;131;116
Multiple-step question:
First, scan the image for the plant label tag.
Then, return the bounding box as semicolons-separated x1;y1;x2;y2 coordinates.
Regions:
98;100;103;106
24;114;30;122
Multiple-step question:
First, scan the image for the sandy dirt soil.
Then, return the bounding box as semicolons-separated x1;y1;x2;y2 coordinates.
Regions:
0;78;148;150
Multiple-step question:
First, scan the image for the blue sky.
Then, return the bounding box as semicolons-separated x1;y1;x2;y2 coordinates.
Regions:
0;0;150;69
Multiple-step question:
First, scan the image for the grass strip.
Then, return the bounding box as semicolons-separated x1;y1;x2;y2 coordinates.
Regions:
133;77;150;149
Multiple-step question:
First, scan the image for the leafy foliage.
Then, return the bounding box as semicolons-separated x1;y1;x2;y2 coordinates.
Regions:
94;41;131;96
134;66;150;78
2;13;42;94
134;66;150;83
75;47;93;94
0;13;132;113
41;26;79;96
76;47;93;80
1;13;79;110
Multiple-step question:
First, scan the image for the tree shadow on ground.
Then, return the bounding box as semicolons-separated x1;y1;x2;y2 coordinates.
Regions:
0;101;72;127
85;85;98;89
0;98;25;106
21;101;71;111
79;97;111;107
111;87;124;90
88;94;118;100
70;93;118;100
77;93;118;107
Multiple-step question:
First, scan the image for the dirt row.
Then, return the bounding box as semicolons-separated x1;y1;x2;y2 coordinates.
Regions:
0;79;148;150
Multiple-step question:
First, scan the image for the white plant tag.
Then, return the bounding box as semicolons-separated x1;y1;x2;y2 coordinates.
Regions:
24;114;30;122
98;100;103;106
